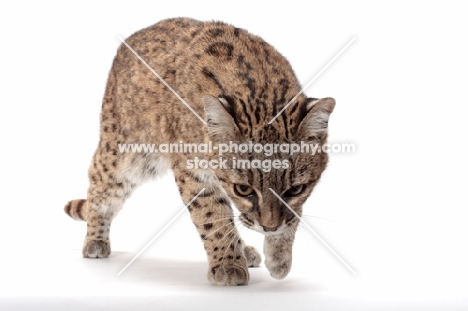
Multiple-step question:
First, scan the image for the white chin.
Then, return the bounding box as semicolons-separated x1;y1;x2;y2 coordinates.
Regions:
261;228;285;236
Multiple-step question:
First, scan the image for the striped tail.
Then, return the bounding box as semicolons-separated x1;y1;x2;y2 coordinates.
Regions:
64;199;88;221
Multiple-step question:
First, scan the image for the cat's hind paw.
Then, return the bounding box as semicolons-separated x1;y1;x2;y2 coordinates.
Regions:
82;239;111;258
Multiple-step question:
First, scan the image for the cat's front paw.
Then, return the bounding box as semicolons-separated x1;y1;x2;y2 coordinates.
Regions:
264;234;293;279
208;264;249;286
244;245;261;267
265;254;292;279
82;239;111;258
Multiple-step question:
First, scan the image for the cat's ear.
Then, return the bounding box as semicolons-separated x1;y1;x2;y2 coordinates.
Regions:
203;95;240;141
295;97;335;141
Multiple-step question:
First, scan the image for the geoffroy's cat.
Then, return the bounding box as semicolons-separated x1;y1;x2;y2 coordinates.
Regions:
64;17;335;286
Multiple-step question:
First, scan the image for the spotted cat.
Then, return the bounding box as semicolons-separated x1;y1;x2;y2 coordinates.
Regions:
64;18;335;286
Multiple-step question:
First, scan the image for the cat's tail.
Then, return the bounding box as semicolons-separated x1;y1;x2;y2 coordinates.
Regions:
64;199;88;221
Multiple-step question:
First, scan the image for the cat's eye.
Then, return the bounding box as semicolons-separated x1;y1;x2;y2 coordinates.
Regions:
234;184;255;197
284;184;306;197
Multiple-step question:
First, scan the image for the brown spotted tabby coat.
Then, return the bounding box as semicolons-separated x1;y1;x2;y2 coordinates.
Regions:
64;18;335;286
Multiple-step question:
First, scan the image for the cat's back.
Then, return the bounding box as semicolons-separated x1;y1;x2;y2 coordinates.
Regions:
108;18;302;141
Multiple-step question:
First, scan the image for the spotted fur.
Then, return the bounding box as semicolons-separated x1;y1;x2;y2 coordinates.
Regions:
65;18;335;285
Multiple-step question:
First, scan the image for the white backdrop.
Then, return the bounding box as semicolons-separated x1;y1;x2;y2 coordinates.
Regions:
1;1;467;310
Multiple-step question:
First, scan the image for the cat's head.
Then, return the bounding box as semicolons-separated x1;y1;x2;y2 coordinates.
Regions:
202;95;335;235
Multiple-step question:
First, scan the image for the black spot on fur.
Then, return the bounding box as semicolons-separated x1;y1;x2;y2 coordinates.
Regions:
208;28;224;37
214;197;229;206
75;200;85;219
189;172;204;183
238;98;252;128
237;72;256;99
201;68;225;92
237;55;252;71
206;42;234;59
254;106;261;123
64;202;72;215
204;223;213;230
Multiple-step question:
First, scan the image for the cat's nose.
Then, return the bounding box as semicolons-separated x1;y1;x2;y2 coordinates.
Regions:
263;225;278;232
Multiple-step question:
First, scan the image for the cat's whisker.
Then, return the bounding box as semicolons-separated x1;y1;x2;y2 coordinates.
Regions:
283;225;298;239
208;223;240;254
220;224;243;266
232;225;243;256
301;215;335;225
201;214;244;245
302;214;332;221
296;222;307;232
193;216;237;227
202;220;235;240
285;230;295;241
296;226;309;241
298;217;331;232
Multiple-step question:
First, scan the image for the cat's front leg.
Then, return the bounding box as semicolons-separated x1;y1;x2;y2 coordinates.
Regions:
174;168;250;286
194;193;250;286
264;229;296;279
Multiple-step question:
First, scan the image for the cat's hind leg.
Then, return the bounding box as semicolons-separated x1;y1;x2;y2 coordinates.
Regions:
79;142;167;258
